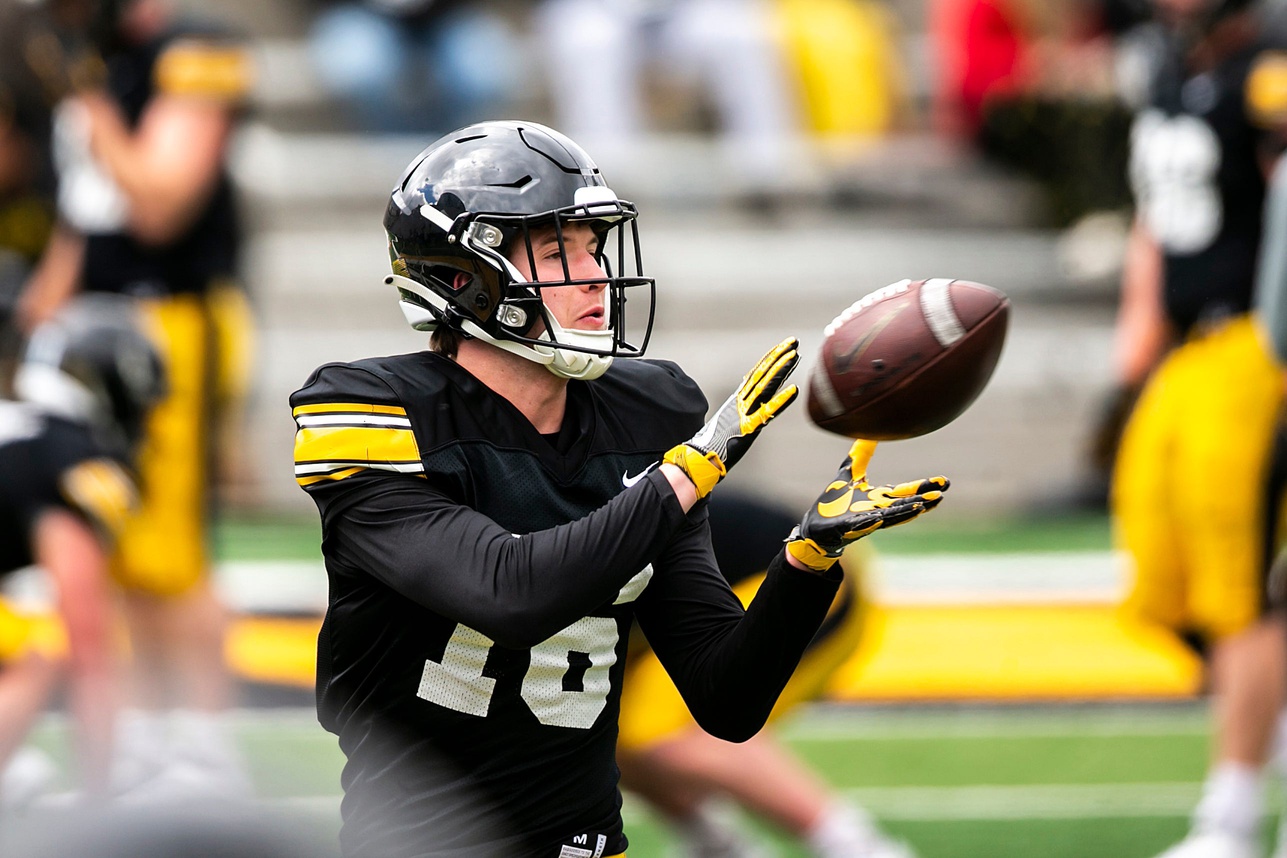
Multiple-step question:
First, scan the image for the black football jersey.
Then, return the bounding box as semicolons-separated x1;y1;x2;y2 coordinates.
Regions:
1130;35;1287;334
291;353;840;858
0;400;136;574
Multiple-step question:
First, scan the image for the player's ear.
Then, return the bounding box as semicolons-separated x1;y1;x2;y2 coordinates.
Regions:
452;272;472;290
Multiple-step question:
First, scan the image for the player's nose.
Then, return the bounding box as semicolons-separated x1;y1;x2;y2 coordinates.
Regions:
571;252;607;290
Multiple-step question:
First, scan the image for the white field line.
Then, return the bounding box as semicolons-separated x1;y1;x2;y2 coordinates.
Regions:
839;783;1201;820
3;553;1128;614
37;701;1200;742
779;707;1210;742
216;552;1130;610
266;783;1206;822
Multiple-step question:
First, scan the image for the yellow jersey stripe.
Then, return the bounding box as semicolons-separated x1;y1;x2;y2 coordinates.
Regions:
294;425;420;466
295;464;428;487
155;42;253;101
292;402;407;418
1248;52;1287;127
58;459;138;539
296;467;365;487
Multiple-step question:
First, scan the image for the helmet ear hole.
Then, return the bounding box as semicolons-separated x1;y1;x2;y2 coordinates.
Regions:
437;192;467;218
450;271;472;292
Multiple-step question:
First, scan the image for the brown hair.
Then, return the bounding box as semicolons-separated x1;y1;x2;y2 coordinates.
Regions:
429;326;461;359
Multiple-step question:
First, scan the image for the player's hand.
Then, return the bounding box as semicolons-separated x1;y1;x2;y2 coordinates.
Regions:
663;338;799;499
786;440;949;572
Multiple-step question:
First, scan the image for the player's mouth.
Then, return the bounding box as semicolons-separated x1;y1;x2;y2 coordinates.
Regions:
577;307;606;329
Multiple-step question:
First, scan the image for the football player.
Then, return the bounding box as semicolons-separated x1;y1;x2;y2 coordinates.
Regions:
1109;1;1287;856
15;0;255;798
616;492;913;858
291;120;949;858
0;294;164;801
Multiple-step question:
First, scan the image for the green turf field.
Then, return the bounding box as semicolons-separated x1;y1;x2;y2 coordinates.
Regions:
212;510;1115;562
183;511;1254;858
21;702;1268;858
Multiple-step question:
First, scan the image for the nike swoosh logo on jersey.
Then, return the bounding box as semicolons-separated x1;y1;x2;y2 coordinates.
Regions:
622;466;653;488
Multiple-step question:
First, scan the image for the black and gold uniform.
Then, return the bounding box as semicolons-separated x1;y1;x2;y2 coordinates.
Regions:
291;355;840;858
618;494;869;751
0;400;136;659
83;24;246;297
1116;32;1287;641
75;23;252;595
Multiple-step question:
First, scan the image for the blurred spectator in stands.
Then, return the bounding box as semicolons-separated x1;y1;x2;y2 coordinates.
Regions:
774;0;911;141
930;0;1138;227
17;0;256;803
307;0;523;133
533;0;801;194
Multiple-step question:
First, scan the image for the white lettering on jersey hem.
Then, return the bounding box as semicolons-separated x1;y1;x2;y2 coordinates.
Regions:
559;846;593;858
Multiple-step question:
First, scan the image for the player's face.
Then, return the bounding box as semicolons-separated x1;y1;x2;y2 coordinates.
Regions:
508;222;608;332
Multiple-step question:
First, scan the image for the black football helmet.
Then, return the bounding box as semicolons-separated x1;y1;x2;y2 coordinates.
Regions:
383;120;655;381
14;294;166;455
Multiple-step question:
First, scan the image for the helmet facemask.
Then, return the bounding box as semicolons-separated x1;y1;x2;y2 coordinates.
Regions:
384;120;657;381
392;189;655;381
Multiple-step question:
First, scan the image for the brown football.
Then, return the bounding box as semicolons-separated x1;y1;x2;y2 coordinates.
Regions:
806;278;1009;440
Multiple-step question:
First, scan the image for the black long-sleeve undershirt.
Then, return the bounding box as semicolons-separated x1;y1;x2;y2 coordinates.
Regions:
322;468;687;649
319;468;840;741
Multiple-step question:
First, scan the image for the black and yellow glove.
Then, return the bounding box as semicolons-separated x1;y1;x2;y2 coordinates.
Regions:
786;440;949;572
663;338;800;498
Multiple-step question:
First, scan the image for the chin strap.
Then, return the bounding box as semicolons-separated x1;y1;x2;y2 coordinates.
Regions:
388;274;615;380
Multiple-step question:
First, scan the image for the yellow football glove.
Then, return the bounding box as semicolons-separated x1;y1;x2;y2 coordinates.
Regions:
786;439;949;572
664;338;800;498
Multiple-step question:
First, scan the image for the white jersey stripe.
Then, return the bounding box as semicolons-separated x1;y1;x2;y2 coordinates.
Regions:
294;461;424;476
295;413;412;428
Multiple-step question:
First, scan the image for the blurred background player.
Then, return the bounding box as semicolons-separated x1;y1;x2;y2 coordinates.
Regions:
1107;0;1287;855
16;0;256;800
616;491;913;858
0;294;164;805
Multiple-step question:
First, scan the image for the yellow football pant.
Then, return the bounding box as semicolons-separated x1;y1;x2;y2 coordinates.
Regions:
0;598;34;663
616;548;870;752
112;284;253;597
1114;315;1285;641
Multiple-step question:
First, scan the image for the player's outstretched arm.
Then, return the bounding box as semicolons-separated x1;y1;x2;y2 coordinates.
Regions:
663;338;799;499
786;440;949;573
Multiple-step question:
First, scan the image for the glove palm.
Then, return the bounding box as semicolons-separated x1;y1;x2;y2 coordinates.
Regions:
787;440;948;572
